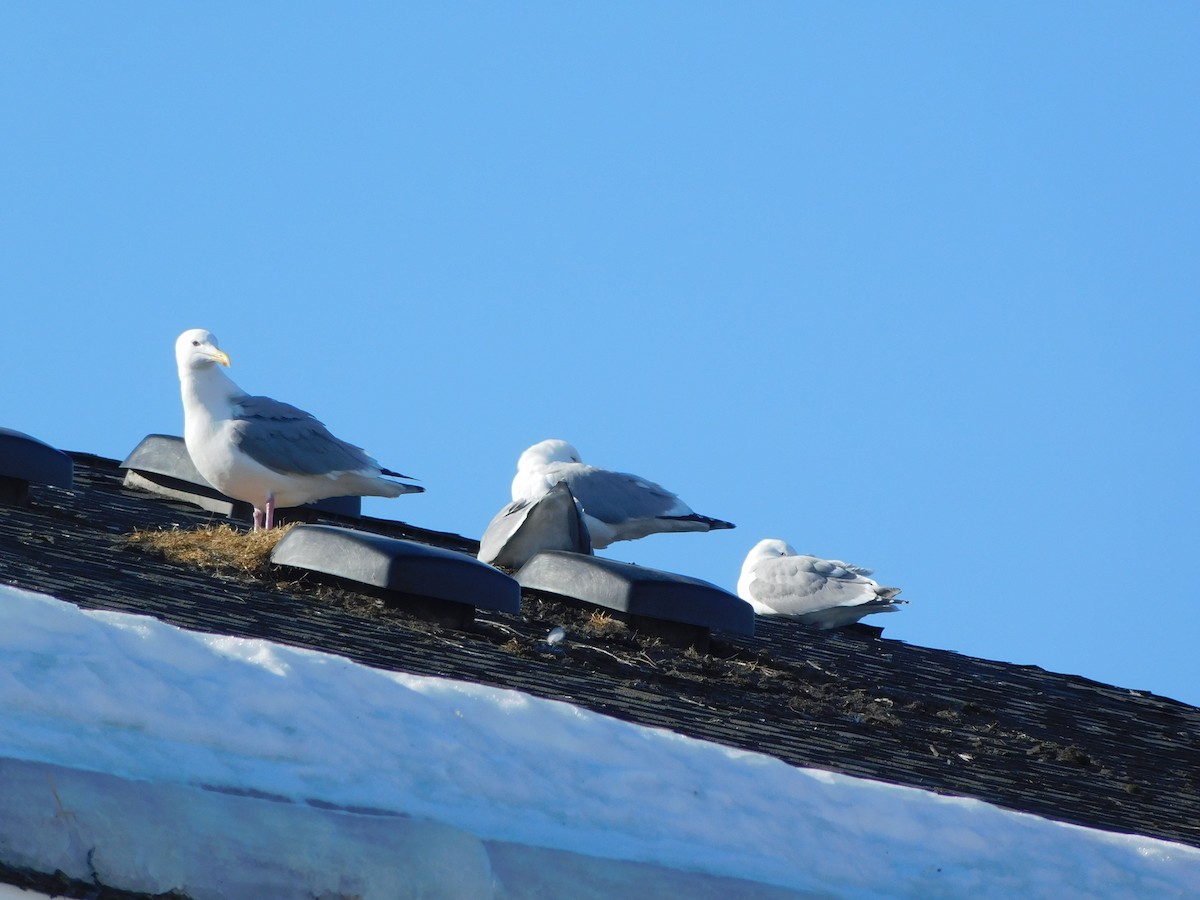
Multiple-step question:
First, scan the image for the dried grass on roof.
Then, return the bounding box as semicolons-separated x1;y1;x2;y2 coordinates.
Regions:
124;524;295;577
583;610;628;639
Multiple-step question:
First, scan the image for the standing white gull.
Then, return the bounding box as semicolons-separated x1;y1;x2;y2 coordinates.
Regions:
175;328;422;530
737;539;904;628
510;439;734;550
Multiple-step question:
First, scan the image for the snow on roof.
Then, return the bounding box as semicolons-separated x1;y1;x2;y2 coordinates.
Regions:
2;450;1200;897
2;583;1199;899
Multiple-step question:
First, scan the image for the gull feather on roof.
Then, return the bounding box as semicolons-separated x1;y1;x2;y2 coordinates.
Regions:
737;538;905;628
510;439;734;550
174;328;422;530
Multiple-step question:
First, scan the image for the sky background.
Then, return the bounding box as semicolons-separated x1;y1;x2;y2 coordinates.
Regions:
2;5;1197;706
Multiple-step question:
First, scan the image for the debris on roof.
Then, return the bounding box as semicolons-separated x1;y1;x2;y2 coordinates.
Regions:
1;450;1197;854
124;523;293;577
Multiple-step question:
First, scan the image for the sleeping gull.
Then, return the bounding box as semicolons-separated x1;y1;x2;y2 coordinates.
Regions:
175;328;422;530
737;539;904;628
510;439;734;550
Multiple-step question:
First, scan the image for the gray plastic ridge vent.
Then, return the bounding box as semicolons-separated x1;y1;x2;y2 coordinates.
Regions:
478;481;594;570
515;550;755;647
0;427;74;505
271;525;522;623
120;434;361;521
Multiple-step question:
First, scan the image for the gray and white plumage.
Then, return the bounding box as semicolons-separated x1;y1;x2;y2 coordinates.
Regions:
478;481;592;570
175;328;421;530
737;539;904;628
510;439;734;550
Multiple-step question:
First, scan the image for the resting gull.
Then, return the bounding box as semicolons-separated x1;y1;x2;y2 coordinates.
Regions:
175;328;422;530
510;439;734;550
737;539;904;628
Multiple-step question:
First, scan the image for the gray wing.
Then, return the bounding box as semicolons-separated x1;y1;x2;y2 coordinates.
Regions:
825;558;874;577
808;558;869;581
230;394;377;477
559;467;687;525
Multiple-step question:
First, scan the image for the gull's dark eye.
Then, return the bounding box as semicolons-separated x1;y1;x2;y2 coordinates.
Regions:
192;340;200;346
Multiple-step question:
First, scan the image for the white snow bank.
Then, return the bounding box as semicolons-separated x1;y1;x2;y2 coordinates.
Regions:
1;584;1198;899
0;886;49;900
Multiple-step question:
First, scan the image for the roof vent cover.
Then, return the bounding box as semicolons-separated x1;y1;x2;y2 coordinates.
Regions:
0;427;74;505
478;481;593;570
515;550;754;647
272;524;522;623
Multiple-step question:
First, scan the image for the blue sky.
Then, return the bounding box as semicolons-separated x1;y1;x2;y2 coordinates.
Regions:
3;4;1197;706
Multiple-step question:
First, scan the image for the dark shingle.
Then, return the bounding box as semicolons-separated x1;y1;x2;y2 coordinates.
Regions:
0;452;1197;851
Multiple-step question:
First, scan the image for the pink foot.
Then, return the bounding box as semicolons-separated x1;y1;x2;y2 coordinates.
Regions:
252;508;265;531
265;494;277;530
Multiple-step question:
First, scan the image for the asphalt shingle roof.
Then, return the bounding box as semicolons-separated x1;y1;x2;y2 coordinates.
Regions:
2;451;1198;853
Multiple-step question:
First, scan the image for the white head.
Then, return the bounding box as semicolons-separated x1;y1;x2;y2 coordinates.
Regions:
744;538;798;567
517;439;582;471
175;328;231;375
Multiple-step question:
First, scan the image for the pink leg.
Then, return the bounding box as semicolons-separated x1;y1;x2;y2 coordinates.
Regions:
265;494;277;530
252;508;265;531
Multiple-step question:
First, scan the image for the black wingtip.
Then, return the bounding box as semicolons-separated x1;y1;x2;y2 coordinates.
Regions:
381;467;420;482
663;514;735;531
